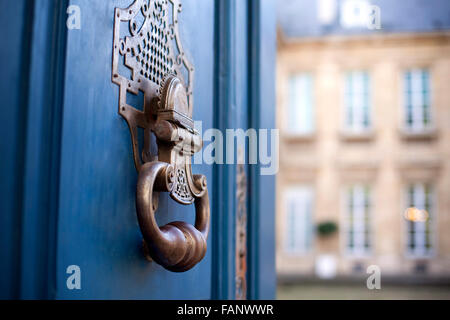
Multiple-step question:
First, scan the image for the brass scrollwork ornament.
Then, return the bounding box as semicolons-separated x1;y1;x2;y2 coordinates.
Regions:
112;0;209;272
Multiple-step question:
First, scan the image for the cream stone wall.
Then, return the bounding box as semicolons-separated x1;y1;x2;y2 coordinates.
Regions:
276;32;450;278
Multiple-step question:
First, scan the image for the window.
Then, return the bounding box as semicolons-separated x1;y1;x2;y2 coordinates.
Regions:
340;0;370;28
287;73;314;135
318;0;337;25
284;186;314;255
344;71;371;133
344;185;371;256
404;69;431;132
405;183;434;257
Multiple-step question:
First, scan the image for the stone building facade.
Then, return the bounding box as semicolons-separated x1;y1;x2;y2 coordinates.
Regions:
276;30;450;279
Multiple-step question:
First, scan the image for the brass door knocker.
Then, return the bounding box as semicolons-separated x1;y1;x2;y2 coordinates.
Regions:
112;0;209;272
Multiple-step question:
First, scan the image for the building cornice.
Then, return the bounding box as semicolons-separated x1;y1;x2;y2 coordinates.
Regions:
278;30;450;49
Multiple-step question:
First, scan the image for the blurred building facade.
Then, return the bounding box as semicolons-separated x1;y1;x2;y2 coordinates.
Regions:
276;0;450;280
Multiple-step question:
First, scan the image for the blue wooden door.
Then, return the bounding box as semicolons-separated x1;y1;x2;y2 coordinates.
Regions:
0;0;276;299
57;0;216;299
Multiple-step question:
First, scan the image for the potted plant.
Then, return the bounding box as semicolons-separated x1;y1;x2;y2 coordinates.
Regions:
316;221;338;238
315;221;338;279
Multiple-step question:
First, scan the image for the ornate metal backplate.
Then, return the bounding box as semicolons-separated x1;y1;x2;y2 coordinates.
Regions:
112;0;194;171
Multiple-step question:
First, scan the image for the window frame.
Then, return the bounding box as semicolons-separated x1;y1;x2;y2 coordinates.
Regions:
342;70;372;134
283;185;315;256
403;182;437;259
401;68;434;134
285;72;315;137
341;184;373;258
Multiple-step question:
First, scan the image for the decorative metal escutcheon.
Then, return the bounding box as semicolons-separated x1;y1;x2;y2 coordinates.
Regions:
112;0;209;272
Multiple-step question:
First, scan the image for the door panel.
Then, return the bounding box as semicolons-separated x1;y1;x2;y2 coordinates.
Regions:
56;0;213;299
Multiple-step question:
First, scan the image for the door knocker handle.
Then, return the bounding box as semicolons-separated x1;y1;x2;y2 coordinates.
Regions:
136;75;210;272
136;161;209;272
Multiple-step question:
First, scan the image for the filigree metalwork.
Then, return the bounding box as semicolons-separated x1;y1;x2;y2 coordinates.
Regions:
153;74;204;204
112;0;194;171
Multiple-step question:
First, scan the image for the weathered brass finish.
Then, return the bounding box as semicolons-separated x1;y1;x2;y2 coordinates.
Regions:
112;0;194;171
112;0;209;272
136;161;209;272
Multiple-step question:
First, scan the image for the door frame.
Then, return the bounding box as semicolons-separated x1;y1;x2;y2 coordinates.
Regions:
212;0;276;299
0;0;69;299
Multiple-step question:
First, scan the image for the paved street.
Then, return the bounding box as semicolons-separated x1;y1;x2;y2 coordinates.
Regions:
277;283;450;300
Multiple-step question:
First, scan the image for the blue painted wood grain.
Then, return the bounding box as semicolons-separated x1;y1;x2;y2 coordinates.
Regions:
211;0;238;300
0;0;30;299
55;0;214;299
247;0;277;300
0;0;68;299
